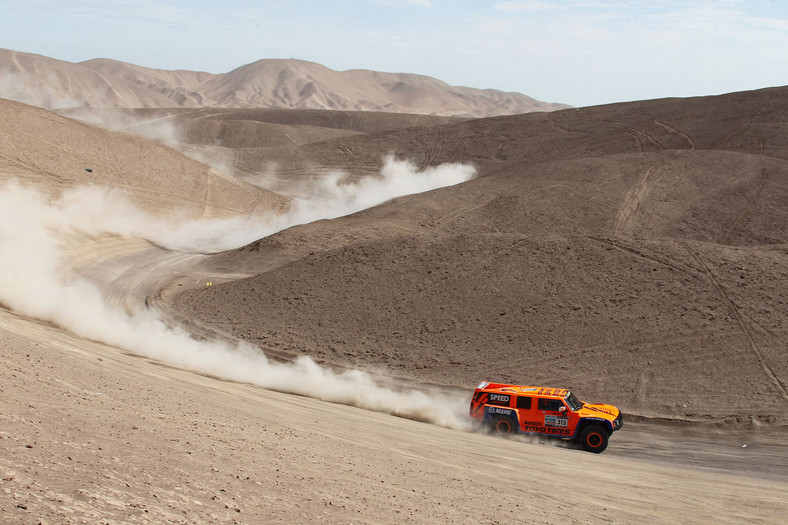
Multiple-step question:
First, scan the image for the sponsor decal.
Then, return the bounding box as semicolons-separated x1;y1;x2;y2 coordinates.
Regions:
585;405;615;416
489;393;510;404
476;381;490;389
536;388;567;397
487;407;514;417
521;387;538;392
545;415;569;428
521;424;572;436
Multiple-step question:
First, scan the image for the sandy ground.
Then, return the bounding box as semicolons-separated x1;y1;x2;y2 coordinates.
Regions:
1;210;785;524
2;305;786;524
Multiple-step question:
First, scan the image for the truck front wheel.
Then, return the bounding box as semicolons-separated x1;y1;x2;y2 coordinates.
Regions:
579;425;609;453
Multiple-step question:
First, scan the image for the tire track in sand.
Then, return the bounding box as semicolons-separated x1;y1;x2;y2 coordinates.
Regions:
654;120;695;150
718;167;769;245
683;242;788;401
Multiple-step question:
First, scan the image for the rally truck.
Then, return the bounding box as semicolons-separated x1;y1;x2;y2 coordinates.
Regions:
470;382;622;453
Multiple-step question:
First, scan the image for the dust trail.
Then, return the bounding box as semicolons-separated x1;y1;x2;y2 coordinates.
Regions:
150;155;476;252
59;108;183;144
32;156;475;253
0;70;88;110
0;165;476;430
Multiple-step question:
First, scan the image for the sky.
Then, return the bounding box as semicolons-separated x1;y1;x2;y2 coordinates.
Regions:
1;0;787;107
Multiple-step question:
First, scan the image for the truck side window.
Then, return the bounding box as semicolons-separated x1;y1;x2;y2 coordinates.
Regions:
537;398;562;411
516;396;531;409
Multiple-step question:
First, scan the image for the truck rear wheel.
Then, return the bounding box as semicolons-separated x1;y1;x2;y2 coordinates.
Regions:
490;416;517;435
579;425;609;453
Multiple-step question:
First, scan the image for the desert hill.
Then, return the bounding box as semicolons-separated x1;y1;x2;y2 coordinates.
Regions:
170;87;788;427
0;49;200;110
196;58;566;116
249;86;788;176
58;106;464;150
0;98;287;217
172;86;788;197
0;48;568;116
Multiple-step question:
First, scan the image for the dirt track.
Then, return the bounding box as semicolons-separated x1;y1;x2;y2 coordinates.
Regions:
2;235;787;523
2;305;786;524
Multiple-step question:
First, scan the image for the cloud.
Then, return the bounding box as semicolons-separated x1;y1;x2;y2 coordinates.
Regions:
375;0;432;6
493;1;564;12
472;0;788;105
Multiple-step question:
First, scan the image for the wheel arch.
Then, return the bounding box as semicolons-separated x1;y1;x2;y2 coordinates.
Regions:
482;406;520;434
573;417;612;439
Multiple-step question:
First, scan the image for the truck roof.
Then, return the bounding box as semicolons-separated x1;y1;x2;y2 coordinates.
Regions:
475;382;569;399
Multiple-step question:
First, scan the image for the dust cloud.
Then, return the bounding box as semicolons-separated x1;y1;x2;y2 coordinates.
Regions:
65;109;183;145
0;161;476;429
0;70;87;110
157;156;476;252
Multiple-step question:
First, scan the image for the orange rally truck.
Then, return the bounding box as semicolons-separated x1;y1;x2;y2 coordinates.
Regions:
470;382;623;453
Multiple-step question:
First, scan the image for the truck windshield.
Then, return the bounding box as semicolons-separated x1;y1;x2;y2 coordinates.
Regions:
564;392;583;411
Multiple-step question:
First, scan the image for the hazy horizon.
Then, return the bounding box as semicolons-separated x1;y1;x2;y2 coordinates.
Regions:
2;1;787;107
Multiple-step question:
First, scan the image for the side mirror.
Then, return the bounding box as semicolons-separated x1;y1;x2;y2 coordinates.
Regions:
559;406;566;413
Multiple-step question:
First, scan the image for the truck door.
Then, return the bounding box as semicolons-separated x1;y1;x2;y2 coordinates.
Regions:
537;397;570;435
514;395;534;431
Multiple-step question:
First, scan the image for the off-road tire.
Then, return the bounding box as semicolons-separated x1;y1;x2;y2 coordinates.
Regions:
490;416;517;435
579;425;609;453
